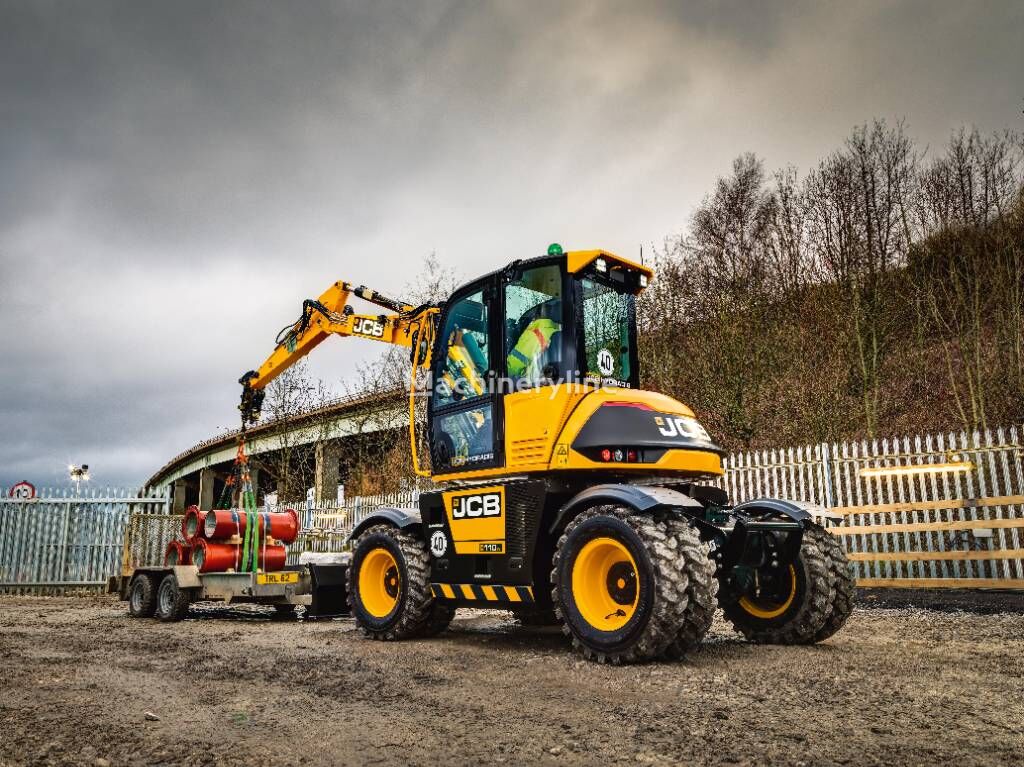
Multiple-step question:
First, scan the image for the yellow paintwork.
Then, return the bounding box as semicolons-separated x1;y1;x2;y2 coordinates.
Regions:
566;249;653;283
571;536;639;631
432;385;724;482
442;485;506;555
738;565;797;619
357;547;400;618
246;278;439;392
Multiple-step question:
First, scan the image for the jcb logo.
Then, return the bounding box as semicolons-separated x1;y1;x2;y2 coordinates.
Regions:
353;318;384;337
451;492;502;519
654;415;709;441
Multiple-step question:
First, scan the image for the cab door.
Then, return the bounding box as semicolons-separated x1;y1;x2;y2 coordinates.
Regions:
429;277;503;476
501;260;588;471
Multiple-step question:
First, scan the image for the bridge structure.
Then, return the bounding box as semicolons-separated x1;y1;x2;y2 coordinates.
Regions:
145;389;406;513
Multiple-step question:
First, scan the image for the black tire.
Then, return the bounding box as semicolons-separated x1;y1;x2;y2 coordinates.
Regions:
551;507;689;664
814;529;856;641
271;603;299;619
661;518;717;660
516;608;560;627
720;522;834;644
347;525;437;641
128;575;157;618
418;602;456;638
155;574;190;622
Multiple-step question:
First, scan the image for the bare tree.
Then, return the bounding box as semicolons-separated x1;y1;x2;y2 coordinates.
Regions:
807;120;918;436
252;360;336;504
334;251;462;495
913;129;1024;430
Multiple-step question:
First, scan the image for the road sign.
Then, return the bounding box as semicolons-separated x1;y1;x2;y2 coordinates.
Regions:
9;481;36;500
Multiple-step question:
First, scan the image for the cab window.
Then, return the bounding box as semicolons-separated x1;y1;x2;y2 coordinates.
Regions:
581;277;634;386
434;405;495;469
434;290;489;407
504;264;562;387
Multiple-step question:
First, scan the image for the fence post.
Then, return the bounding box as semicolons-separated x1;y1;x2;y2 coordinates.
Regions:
57;501;72;584
820;442;835;509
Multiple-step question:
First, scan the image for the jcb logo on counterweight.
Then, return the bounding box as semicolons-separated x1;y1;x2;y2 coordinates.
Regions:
443;485;505;555
353;318;385;337
451;492;502;519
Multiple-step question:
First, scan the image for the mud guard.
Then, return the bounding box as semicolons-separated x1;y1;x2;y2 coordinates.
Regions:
550;484;704;534
347;507;423;543
731;498;841;527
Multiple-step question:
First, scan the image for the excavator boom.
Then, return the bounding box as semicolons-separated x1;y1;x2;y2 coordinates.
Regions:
238;279;439;426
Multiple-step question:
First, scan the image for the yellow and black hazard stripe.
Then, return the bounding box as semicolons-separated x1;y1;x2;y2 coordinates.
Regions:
431;583;534;603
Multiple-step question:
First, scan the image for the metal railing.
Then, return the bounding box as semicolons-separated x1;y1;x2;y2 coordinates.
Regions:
0;488;169;594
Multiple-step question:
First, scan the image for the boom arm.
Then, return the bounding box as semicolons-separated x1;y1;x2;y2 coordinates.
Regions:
238;279;439;426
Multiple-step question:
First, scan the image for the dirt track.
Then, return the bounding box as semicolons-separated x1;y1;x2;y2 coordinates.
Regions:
2;594;1023;767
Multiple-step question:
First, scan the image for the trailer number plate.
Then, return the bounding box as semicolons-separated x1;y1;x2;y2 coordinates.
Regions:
257;571;299;585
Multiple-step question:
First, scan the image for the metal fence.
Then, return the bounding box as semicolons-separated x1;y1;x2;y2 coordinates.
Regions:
3;425;1022;593
0;488;169;594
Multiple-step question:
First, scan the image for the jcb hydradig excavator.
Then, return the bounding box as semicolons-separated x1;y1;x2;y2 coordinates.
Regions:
239;245;854;663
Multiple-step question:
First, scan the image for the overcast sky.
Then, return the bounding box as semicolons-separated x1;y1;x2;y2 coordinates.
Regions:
1;1;1021;489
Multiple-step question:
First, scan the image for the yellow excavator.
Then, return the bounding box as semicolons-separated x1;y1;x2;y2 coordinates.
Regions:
239;245;854;663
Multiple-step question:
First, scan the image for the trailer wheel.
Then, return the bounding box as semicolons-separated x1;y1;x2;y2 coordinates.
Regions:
348;525;437;640
156;573;190;622
128;574;157;618
552;507;688;664
720;523;834;644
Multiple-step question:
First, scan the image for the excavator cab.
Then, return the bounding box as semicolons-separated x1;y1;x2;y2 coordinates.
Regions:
240;245;854;663
424;249;722;483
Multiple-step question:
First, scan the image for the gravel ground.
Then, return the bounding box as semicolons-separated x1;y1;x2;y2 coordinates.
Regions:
1;593;1023;767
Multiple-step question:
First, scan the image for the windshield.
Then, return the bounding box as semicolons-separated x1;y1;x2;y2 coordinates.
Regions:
580;277;636;387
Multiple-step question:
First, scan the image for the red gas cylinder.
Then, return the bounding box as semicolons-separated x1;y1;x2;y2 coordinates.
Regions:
181;506;208;542
203;508;300;544
163;540;192;566
192;539;288;573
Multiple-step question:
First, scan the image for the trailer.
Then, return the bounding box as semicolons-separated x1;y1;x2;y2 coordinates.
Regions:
109;511;351;621
109;558;350;621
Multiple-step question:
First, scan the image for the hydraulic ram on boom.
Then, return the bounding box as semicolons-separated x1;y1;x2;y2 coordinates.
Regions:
237;280;440;429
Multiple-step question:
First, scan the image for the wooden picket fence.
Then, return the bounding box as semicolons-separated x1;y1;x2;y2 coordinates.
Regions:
721;425;1024;589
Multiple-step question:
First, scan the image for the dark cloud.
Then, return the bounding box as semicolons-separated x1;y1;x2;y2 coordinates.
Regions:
1;0;1020;487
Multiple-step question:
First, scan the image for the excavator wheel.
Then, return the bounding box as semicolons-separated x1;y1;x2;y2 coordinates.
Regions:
660;517;718;660
720;522;835;644
348;525;450;640
551;507;689;664
418;601;456;638
813;528;856;641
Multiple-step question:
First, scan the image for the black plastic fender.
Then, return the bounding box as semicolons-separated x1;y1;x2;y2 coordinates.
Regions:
731;498;840;527
347;507;423;543
550;484;704;534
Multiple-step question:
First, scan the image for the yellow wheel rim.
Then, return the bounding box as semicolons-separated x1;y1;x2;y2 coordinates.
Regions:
738;564;797;619
571;536;640;631
358;547;401;618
